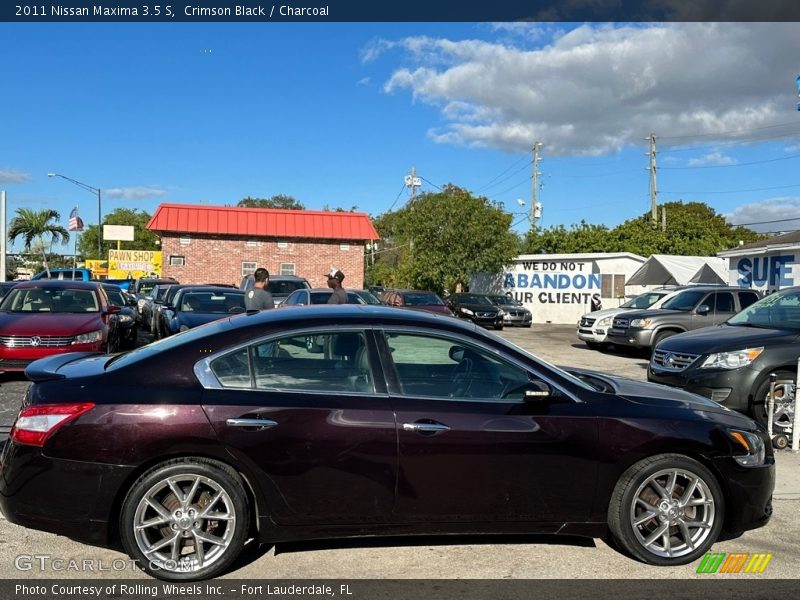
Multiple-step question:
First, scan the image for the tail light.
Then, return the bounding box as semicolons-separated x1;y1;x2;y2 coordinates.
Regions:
10;403;95;447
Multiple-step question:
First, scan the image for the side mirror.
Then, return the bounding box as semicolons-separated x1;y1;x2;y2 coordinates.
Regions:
523;380;552;402
696;304;710;316
105;305;121;315
448;345;466;362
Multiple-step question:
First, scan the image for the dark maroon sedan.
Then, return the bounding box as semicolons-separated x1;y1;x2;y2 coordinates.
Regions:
0;306;774;581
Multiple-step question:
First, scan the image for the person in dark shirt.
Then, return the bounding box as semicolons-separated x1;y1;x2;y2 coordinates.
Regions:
245;268;275;311
326;268;348;304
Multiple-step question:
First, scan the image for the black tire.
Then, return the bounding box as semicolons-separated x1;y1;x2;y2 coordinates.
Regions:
524;323;532;328
493;324;504;331
608;454;724;566
119;457;250;581
752;370;794;429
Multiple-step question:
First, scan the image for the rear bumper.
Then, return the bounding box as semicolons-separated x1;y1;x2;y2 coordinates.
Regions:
0;442;133;545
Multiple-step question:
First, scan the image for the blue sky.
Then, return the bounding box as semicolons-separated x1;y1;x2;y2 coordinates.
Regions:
2;22;800;252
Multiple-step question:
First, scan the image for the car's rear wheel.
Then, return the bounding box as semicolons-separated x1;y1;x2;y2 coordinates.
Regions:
608;454;723;565
120;458;249;581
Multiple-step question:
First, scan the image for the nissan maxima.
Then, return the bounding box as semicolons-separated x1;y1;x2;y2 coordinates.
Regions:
0;306;774;581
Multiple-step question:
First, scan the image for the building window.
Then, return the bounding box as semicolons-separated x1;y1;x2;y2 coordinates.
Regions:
246;240;260;247
179;237;191;246
242;262;257;276
601;274;626;298
280;263;295;276
277;241;289;249
169;255;185;266
340;243;350;251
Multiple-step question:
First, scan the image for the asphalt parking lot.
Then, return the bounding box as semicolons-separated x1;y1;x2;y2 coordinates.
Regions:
0;324;798;580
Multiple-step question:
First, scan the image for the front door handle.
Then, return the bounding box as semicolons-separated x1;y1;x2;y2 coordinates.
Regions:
402;421;450;434
225;418;278;431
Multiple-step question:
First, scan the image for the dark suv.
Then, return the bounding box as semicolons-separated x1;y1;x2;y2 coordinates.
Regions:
607;286;761;352
239;274;310;306
648;286;800;432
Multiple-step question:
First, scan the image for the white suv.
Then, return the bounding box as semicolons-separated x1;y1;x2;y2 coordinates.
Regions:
577;288;680;349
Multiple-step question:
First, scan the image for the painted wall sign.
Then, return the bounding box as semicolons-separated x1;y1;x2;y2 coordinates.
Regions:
736;255;794;289
503;261;601;304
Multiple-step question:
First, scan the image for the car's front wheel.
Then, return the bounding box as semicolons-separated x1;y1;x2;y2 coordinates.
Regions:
608;454;724;565
120;458;250;581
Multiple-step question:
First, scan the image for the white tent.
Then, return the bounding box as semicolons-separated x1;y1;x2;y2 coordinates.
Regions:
626;255;728;286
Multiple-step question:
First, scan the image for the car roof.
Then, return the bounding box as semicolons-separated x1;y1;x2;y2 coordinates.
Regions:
10;280;100;289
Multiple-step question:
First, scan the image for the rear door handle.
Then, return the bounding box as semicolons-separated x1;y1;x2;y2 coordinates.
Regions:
402;421;450;434
225;418;278;431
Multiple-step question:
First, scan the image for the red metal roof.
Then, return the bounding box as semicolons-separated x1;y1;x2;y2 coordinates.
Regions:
146;204;379;240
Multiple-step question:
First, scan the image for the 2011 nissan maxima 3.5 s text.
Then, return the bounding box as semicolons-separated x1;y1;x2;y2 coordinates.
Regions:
0;306;774;580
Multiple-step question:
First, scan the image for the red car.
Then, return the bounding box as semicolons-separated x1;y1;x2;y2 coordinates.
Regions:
0;281;121;372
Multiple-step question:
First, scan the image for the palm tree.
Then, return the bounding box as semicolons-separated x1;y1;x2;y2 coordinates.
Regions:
8;208;70;278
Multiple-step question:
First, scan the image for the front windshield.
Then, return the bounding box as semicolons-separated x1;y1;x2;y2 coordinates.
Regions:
660;290;706;311
458;294;492;305
0;287;99;313
621;291;668;309
728;289;800;329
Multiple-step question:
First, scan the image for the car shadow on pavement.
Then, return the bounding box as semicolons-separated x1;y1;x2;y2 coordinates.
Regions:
270;533;596;556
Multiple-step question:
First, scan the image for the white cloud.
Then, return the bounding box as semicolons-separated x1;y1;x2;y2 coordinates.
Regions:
0;169;31;184
688;152;737;167
725;197;800;232
356;77;371;86
785;144;800;152
375;23;800;156
104;187;167;200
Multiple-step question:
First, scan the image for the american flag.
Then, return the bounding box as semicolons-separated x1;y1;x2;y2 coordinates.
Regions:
68;207;84;232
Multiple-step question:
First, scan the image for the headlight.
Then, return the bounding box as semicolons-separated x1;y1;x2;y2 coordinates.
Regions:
119;315;133;323
596;317;612;327
630;318;652;328
460;307;474;316
701;347;763;370
728;430;766;467
72;330;103;345
179;325;190;332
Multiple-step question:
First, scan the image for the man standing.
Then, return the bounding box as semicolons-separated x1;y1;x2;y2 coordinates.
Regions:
326;268;348;304
245;268;275;311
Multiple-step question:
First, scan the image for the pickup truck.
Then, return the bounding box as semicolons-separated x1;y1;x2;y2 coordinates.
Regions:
30;268;93;281
606;286;762;353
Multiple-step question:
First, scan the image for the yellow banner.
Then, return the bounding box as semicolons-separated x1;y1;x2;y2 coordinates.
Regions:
107;249;162;279
85;260;108;278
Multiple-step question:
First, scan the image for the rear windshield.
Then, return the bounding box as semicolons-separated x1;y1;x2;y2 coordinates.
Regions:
404;292;445;306
268;280;309;296
179;291;245;313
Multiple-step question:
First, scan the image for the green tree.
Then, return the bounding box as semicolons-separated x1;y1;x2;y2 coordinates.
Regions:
523;202;762;257
238;194;305;210
8;208;70;277
368;187;519;294
77;208;160;259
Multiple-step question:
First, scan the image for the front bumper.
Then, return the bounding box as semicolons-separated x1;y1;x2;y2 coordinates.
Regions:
713;455;775;534
503;313;532;327
0;342;103;371
577;327;610;344
606;327;654;349
647;364;759;413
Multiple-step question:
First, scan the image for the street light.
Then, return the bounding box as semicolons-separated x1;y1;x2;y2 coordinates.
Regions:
48;173;102;258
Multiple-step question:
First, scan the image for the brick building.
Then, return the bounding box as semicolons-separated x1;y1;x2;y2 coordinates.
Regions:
146;204;380;288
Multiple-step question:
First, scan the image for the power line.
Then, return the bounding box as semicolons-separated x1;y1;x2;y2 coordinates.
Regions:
474;154;530;193
661;183;800;195
387;183;407;212
660;129;800;154
660;152;800;170
729;217;800;227
475;159;532;194
658;120;800;142
419;176;442;191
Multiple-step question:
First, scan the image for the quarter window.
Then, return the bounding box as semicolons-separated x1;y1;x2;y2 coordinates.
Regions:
382;332;529;401
739;291;759;309
209;348;251;388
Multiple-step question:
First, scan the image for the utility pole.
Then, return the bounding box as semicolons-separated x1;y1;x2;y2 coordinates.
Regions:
404;166;421;200
1;190;6;282
531;142;543;228
646;133;658;222
662;205;666;232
